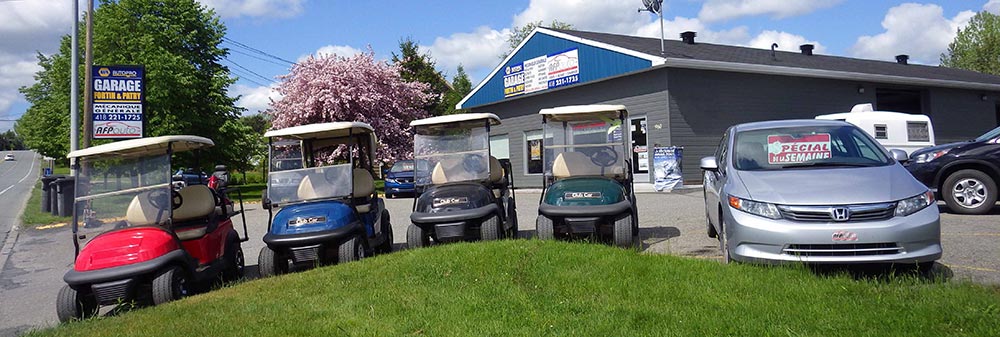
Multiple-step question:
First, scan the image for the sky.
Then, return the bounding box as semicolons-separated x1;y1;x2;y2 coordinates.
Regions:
2;0;1000;131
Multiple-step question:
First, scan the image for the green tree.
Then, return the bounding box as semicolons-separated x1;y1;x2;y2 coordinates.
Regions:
504;20;574;57
392;37;452;116
940;11;1000;76
442;65;473;114
18;0;245;170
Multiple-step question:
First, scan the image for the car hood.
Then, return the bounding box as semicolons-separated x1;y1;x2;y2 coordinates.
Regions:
734;165;926;205
909;141;967;158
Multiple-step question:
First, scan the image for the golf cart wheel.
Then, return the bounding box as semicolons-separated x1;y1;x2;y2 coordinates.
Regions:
613;214;634;248
506;204;519;239
338;235;366;263
376;209;393;254
261;188;270;210
406;224;430;249
943;169;997;215
222;237;245;282
152;266;188;305
536;215;554;240
56;285;98;322
257;246;285;278
480;215;501;241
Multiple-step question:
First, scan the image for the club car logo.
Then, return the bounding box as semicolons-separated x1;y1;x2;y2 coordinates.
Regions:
288;216;326;226
831;230;858;242
564;192;602;200
432;197;469;208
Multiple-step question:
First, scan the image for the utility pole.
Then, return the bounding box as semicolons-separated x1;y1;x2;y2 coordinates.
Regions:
70;0;80;176
82;0;94;148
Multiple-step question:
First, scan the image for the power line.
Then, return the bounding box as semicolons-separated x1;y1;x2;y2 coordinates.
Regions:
223;58;275;85
222;37;295;65
226;47;293;67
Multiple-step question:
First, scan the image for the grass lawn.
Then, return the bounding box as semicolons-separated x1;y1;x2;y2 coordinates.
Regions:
21;180;71;228
29;241;1000;337
228;183;265;202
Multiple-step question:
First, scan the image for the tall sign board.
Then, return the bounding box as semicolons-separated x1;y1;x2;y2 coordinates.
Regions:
91;65;144;139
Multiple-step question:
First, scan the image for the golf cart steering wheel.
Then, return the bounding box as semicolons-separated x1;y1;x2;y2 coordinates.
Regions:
463;153;486;174
589;146;619;168
148;189;183;210
323;167;341;184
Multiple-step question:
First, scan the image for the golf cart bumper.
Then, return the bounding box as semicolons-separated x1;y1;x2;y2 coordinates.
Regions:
411;204;498;241
539;200;632;234
63;250;189;305
263;222;361;248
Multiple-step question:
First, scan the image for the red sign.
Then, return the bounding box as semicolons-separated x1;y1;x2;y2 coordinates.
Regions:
767;134;832;164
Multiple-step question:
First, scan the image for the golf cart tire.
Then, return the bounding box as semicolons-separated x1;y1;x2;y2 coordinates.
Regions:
536;215;554;240
152;266;187;305
613;214;634;248
376;209;393;254
337;235;364;263
222;236;244;282
480;215;501;241
257;246;284;278
57;285;97;322
261;188;270;210
407;224;430;249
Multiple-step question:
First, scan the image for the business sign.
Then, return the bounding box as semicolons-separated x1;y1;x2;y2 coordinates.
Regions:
767;134;831;164
502;48;579;99
653;146;683;191
92;65;144;139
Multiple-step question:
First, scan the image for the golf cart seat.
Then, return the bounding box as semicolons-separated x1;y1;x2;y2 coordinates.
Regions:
552;152;624;179
126;185;217;238
488;156;503;183
353;169;375;213
431;158;483;184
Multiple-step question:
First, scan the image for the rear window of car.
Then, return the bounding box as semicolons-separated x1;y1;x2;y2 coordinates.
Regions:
733;125;891;171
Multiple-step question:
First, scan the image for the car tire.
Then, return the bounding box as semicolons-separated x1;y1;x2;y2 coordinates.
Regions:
943;169;997;215
257;246;285;278
480;215;501;241
613;214;634;248
706;209;718;238
719;212;732;264
222;237;244;282
386;193;394;199
406;224;430;249
376;210;393;254
536;215;554;240
56;285;97;322
338;235;365;263
152;266;188;305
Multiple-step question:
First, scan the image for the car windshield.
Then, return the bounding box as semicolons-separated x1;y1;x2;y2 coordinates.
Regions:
413;121;490;186
74;153;172;246
544;117;626;178
390;160;414;173
974;126;1000;142
733;125;891;171
266;137;353;205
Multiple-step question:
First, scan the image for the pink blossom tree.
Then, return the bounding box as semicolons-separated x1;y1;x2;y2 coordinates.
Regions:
267;50;433;163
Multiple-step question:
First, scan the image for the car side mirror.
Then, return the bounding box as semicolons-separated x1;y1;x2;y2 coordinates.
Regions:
889;149;908;163
700;156;719;171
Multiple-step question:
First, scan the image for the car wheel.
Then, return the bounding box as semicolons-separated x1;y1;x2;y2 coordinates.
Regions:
536;215;554;240
152;266;188;305
222;237;244;282
257;246;285;277
386;193;394;199
719;213;731;264
406;224;430;249
613;214;634;248
943;169;997;215
56;285;97;322
376;210;393;254
338;235;366;263
706;208;718;238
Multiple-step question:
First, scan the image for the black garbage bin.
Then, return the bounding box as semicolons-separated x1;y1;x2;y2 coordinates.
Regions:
55;177;75;217
40;175;60;213
49;177;63;215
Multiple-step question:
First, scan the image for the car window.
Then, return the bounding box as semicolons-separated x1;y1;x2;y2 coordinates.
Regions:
733;125;890;171
716;129;729;171
974;126;1000;142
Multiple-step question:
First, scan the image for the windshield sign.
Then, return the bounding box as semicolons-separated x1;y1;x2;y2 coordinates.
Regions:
767;134;832;164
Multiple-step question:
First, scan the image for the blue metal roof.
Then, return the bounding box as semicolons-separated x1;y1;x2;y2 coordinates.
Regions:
460;31;654;108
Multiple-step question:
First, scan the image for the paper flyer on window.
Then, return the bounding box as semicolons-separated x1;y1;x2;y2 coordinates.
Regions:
653;146;683;191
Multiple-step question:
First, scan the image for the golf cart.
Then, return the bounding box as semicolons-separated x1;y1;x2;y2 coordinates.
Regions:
535;105;639;248
58;136;248;322
258;122;392;277
407;113;517;247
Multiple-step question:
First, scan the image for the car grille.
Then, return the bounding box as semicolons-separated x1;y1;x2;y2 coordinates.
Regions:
777;203;896;222
395;177;412;183
783;243;901;257
290;246;320;263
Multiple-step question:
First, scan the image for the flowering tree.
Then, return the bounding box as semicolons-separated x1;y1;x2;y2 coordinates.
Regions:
268;51;432;163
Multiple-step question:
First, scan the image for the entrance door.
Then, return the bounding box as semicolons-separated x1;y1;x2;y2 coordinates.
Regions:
629;117;649;183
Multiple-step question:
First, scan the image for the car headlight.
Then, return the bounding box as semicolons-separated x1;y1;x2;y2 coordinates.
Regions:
913;150;949;163
728;196;781;219
385;178;397;184
895;191;935;217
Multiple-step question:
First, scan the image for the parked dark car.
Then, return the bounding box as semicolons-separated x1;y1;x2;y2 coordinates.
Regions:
173;168;207;186
905;126;1000;214
384;160;415;198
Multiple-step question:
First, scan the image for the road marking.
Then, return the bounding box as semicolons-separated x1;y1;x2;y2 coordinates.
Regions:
940;263;999;273
36;223;67;230
0;156;35;196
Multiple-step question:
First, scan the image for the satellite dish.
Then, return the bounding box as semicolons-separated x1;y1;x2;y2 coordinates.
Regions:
641;0;662;14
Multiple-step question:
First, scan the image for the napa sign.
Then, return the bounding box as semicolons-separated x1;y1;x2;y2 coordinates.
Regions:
92;65;144;139
503;48;579;98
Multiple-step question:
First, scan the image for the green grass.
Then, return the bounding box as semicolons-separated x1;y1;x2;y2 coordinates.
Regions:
21;180;71;228
29;241;1000;337
229;183;265;202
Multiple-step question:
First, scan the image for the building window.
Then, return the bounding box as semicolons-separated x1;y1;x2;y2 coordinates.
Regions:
489;134;509;159
874;124;888;139
524;130;544;174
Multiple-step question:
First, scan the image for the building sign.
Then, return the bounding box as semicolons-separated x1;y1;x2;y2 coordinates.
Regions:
502;48;579;99
92;65;144;139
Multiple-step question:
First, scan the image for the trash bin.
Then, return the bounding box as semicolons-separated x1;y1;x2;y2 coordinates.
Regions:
40;175;60;213
55;177;75;217
49;177;63;215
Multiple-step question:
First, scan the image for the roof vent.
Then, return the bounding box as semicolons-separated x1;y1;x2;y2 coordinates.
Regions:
680;31;696;45
895;54;909;65
799;44;814;56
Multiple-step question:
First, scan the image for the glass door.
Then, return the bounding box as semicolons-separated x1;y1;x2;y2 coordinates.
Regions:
630;117;649;183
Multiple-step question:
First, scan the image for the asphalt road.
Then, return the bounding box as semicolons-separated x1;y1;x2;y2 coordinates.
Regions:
1;182;998;336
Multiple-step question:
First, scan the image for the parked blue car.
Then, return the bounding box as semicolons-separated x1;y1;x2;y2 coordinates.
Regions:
384;160;415;198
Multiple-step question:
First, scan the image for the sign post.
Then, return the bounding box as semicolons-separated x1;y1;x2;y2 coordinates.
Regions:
91;65;145;139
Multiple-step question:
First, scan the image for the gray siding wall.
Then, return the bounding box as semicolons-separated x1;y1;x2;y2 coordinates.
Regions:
927;88;1000;144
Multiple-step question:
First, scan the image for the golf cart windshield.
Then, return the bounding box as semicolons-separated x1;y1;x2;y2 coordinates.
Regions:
266;137;352;205
544;118;627;178
74;154;172;245
413;121;490;185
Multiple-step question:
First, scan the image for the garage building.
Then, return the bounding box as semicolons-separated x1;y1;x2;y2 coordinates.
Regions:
458;28;1000;187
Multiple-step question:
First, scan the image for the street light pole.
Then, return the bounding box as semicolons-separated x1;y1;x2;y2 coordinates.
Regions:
70;0;80;176
83;0;94;148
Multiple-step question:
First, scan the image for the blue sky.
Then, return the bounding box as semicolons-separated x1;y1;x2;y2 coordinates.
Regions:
1;0;998;129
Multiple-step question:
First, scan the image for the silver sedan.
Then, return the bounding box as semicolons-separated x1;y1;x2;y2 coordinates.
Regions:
701;120;940;269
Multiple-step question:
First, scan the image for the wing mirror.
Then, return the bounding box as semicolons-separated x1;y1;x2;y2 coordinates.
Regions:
700;156;719;171
889;149;909;163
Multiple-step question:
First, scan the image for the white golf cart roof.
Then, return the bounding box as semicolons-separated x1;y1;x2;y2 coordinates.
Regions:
410;113;501;127
539;104;629;121
264;122;374;140
67;135;214;159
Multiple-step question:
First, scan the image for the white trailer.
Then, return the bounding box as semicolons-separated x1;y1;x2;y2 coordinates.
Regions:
816;103;935;156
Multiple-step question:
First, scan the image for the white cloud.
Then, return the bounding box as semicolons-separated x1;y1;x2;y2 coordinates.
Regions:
512;0;649;34
850;3;975;64
231;84;281;115
986;0;1000;14
748;30;826;53
197;0;305;19
297;45;363;62
423;26;511;81
698;0;843;23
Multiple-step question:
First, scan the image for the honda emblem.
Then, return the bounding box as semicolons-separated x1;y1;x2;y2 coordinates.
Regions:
830;207;851;221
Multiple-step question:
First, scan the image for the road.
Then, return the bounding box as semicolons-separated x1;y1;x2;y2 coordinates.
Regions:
2;182;999;336
0;151;47;336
